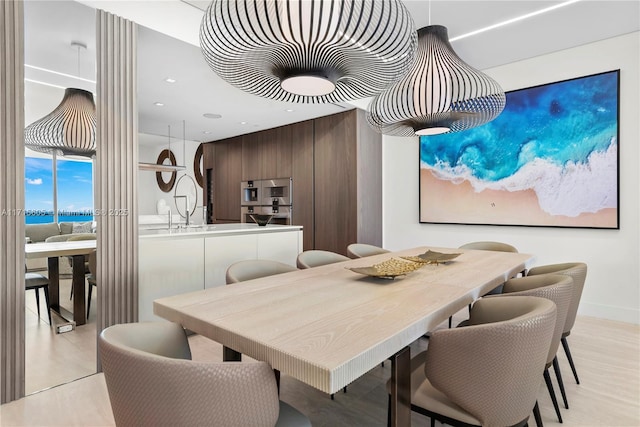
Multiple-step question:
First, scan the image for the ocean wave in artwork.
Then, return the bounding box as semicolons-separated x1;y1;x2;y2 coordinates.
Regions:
423;139;617;217
419;71;619;219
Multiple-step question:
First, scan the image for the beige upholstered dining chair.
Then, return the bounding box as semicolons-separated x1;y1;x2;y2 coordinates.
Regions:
526;262;588;385
296;250;349;269
225;259;297;284
497;274;573;424
453;241;522;327
387;295;557;427
99;322;311;427
346;243;390;259
458;241;518;253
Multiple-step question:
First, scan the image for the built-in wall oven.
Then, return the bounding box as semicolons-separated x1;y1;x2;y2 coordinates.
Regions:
241;177;293;225
241;180;261;206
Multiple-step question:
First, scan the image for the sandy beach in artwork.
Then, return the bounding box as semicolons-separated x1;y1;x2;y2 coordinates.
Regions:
420;169;617;228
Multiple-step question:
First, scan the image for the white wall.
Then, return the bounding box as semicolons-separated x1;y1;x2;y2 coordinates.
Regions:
138;133;204;222
382;32;640;324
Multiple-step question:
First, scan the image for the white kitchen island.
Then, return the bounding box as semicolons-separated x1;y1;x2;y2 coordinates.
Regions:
139;223;303;321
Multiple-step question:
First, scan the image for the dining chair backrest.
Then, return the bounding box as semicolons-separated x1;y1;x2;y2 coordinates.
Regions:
498;274;573;365
526;262;587;335
296;250;350;269
225;259;297;284
99;322;281;427
458;241;518;253
425;295;556;427
346;243;390;259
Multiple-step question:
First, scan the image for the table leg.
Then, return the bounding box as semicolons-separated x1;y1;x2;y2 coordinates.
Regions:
71;254;86;326
223;346;241;362
389;346;411;427
47;257;60;312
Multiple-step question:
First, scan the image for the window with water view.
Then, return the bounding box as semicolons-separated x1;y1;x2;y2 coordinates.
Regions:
24;156;94;224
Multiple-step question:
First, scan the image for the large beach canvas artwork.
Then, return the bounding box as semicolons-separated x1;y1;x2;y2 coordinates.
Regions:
419;70;619;229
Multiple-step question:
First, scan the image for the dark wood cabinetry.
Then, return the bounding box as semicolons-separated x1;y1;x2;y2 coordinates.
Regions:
204;136;242;223
313;110;381;255
204;109;381;253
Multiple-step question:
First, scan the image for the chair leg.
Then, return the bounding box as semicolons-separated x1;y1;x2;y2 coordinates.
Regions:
87;283;94;317
43;286;52;325
561;336;580;384
543;368;563;423
533;400;544;427
552;356;569;409
448;316;452;328
34;288;41;319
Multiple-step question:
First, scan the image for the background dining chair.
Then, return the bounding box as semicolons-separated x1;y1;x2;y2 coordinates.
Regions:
296;250;349;269
458;240;518;253
526;262;588;385
86;249;97;318
225;259;297;284
346;243;390;259
65;233;97;299
99;321;311;427
453;240;521;327
25;271;52;325
495;274;573;424
387;295;557;427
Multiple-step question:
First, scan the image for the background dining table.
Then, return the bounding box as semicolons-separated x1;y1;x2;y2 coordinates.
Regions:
154;246;533;426
25;239;97;326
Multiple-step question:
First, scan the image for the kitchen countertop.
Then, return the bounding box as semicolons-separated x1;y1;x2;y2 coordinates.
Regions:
139;223;303;239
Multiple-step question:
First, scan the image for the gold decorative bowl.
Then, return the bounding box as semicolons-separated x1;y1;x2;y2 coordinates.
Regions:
347;258;425;279
401;250;461;265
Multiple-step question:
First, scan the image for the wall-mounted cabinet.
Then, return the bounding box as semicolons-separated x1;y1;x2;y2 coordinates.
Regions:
204;109;381;254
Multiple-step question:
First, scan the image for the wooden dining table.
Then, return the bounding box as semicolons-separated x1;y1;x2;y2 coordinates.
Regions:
25;239;97;326
154;246;533;426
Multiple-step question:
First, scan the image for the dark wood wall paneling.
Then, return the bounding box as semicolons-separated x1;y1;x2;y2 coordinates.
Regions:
290;120;314;250
313;110;358;255
203;110;380;254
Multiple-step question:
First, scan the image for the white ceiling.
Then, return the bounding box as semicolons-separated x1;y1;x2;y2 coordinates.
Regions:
24;0;640;145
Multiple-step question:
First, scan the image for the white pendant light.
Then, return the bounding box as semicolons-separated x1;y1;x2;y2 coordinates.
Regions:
367;25;506;136
24;87;97;157
199;0;418;103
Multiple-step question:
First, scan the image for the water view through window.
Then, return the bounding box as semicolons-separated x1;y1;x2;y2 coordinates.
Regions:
25;156;94;224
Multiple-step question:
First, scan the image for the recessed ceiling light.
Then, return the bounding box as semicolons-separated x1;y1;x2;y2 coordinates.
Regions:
203;131;212;134
285;109;294;113
164;77;177;83
240;121;248;125
203;113;222;119
154;102;164;107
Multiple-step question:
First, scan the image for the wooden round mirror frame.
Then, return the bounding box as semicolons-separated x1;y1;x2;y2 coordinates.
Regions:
194;143;204;188
155;149;177;192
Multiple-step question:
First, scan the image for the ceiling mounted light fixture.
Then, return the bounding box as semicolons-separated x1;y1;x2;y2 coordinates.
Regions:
25;41;96;157
199;0;418;103
24;87;97;157
367;25;506;137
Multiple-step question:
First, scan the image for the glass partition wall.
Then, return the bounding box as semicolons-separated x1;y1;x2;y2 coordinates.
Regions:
24;0;98;394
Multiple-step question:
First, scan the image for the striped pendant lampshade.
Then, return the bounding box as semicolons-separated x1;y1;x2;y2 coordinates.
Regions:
24;88;96;157
367;25;506;136
199;0;418;103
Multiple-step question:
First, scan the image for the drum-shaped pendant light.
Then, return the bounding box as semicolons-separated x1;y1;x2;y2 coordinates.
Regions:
367;25;506;136
24;88;96;157
200;0;418;103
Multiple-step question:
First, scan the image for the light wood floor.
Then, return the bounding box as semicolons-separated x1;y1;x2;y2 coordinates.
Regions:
3;307;639;426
